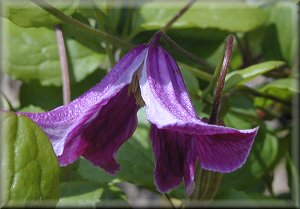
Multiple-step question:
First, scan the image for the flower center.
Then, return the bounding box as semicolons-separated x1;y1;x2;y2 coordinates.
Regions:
128;69;145;107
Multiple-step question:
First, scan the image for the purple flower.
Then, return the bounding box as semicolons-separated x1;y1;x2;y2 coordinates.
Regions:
18;40;258;194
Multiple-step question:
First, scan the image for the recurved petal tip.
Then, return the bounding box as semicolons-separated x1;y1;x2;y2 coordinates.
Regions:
196;127;258;173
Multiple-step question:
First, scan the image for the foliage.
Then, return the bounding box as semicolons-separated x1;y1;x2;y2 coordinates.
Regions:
0;0;298;208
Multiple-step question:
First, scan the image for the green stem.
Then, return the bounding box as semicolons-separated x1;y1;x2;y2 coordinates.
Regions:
179;63;212;81
160;0;196;33
161;33;214;72
31;0;134;50
93;8;115;66
164;193;176;209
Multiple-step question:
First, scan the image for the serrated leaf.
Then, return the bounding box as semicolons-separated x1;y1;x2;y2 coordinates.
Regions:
2;0;78;27
2;18;108;86
131;2;268;37
224;61;285;92
57;182;127;208
0;112;59;207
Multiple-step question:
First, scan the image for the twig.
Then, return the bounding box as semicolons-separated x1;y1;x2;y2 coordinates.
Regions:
160;0;196;33
55;25;71;105
31;0;134;50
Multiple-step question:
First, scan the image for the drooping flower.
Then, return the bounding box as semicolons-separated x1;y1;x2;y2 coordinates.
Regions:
17;34;258;194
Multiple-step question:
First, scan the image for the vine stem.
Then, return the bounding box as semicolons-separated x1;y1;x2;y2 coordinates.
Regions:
31;0;134;50
55;25;71;105
31;0;213;76
161;33;214;72
160;0;196;33
164;193;176;209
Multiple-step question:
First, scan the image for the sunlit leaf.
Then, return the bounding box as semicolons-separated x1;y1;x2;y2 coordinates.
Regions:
255;78;296;108
2;18;108;86
0;112;59;207
224;61;285;92
2;0;78;27
131;2;268;36
266;2;298;66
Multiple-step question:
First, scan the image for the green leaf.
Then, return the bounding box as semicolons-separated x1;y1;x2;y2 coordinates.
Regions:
131;2;269;36
267;2;298;66
19;69;106;111
0;112;59;206
255;78;297;108
224;61;285;92
224;93;258;129
19;105;44;113
57;182;127;208
2;0;78;27
180;66;200;98
2;18;108;86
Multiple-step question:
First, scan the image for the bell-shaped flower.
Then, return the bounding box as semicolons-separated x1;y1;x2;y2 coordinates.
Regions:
17;37;258;194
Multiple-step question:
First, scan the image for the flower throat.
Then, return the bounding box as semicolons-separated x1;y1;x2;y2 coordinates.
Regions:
128;69;145;107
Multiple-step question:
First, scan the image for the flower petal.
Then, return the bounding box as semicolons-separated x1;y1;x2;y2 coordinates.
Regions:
140;45;242;135
196;127;258;173
150;125;197;193
60;86;139;174
19;45;147;162
140;45;197;124
140;44;258;183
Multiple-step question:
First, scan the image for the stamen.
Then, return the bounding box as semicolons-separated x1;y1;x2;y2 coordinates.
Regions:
128;69;145;107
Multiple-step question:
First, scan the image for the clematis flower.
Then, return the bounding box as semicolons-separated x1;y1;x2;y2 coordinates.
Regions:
18;34;258;194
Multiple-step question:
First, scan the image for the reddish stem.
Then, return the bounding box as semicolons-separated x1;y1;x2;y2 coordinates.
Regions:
208;35;234;124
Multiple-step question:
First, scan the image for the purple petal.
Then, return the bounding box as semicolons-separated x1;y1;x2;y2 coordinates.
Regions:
140;45;197;124
140;44;258;188
150;125;197;193
140;45;243;135
19;45;147;167
60;86;139;174
196;127;258;173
